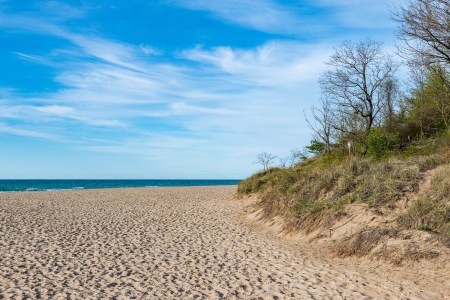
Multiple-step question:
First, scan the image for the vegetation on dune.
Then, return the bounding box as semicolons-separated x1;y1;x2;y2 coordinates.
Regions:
239;134;450;234
240;0;450;260
398;163;450;238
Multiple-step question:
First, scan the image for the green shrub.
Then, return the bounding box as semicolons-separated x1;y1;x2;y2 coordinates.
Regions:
367;127;388;158
418;225;434;232
306;140;325;155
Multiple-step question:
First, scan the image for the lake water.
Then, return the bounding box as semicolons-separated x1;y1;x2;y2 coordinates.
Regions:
0;179;241;192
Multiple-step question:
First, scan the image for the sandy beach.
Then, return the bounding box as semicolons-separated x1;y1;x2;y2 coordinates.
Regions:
0;186;448;299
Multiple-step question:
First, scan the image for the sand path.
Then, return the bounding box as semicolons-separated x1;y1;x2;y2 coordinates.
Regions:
0;186;446;299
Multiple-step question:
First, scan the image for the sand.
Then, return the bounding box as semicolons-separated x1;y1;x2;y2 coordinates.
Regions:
0;186;447;299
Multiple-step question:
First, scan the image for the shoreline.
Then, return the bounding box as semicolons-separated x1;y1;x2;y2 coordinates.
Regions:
0;182;240;194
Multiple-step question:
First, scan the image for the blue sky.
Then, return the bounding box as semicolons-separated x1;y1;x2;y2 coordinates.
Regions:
0;0;404;179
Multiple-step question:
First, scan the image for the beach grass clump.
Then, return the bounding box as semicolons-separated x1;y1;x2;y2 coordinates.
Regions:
332;227;398;258
397;164;450;240
331;227;441;265
236;167;283;195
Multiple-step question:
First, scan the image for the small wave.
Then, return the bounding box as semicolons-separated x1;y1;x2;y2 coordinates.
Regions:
26;188;40;191
45;187;85;191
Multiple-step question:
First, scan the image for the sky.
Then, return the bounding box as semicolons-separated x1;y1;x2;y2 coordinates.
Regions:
0;0;405;179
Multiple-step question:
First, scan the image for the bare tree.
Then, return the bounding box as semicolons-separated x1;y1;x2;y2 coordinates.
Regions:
408;66;429;136
304;98;333;153
394;0;450;69
255;152;277;171
377;76;401;127
288;148;308;166
279;157;289;168
278;148;309;169
320;39;397;154
333;109;367;147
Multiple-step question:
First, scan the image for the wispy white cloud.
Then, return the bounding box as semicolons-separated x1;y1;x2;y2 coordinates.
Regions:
35;105;75;115
42;0;87;20
0;123;58;140
168;0;302;34
315;0;406;30
182;41;331;87
140;44;161;56
170;102;237;116
168;0;404;38
0;103;125;128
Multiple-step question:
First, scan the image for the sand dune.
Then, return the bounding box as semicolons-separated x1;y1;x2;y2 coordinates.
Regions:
0;186;447;299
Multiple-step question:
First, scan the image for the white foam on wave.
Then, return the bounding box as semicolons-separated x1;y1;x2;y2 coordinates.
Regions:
45;187;85;191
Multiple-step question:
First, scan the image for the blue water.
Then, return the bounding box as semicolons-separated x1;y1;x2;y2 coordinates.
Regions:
0;179;241;192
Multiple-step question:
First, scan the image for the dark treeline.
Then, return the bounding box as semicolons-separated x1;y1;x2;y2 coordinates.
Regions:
305;0;449;159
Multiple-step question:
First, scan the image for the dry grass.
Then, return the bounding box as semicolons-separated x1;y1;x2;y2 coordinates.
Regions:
397;164;450;239
239;152;448;233
238;135;450;260
236;167;282;195
332;227;397;258
332;228;441;265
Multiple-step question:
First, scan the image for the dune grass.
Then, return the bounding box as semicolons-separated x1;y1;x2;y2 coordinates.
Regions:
238;135;450;239
397;164;450;242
